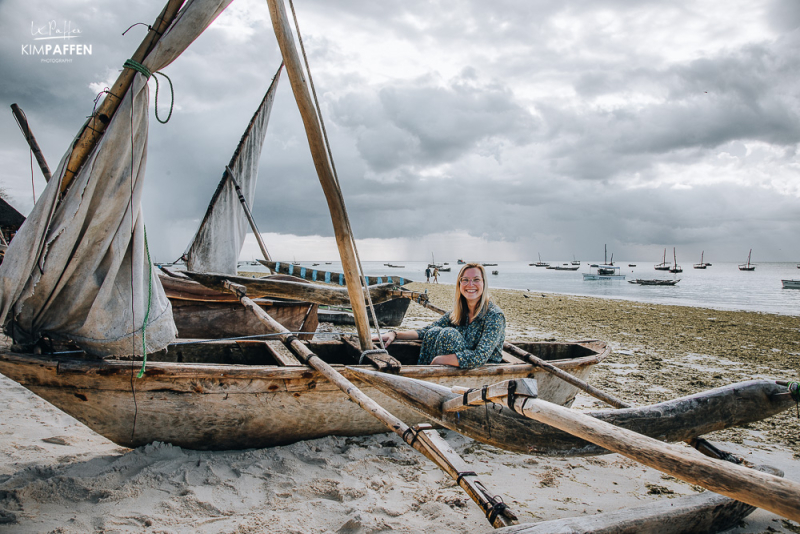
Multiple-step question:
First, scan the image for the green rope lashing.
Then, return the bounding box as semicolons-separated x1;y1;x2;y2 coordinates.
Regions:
123;58;174;123
136;226;154;379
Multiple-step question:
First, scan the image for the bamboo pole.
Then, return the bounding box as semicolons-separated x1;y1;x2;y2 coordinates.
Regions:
59;0;184;194
266;0;372;351
222;279;517;527
481;379;800;522
10;104;52;182
224;166;271;262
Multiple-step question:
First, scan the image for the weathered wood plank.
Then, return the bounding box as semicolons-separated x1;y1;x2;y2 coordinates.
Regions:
183;271;398;307
264;340;303;366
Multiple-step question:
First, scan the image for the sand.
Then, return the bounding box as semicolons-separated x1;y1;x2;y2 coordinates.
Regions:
1;283;799;533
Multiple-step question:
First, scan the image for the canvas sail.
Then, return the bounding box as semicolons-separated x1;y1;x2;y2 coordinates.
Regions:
183;65;282;275
0;0;234;356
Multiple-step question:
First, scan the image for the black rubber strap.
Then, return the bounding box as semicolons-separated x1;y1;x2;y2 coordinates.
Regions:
486;497;508;523
456;471;477;485
402;427;418;446
463;388;476;406
506;380;518;413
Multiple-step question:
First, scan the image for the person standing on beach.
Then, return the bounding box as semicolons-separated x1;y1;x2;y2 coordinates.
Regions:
373;263;504;369
425;267;431;283
433;267;439;283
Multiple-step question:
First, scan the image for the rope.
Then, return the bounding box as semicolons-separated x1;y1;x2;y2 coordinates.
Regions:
123;59;174;123
136;226;154;378
359;348;388;365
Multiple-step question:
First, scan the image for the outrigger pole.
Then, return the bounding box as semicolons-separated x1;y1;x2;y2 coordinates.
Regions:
266;0;372;351
223;280;518;527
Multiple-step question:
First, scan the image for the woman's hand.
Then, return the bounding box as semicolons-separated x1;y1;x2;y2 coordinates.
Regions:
430;354;459;367
372;330;397;347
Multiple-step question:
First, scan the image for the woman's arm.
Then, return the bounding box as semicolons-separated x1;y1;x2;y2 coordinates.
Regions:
430;354;459;366
372;329;419;347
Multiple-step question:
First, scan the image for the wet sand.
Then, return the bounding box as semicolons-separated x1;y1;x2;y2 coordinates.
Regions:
0;283;798;533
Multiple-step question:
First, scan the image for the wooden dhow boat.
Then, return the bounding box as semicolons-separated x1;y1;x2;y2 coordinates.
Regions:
0;338;609;450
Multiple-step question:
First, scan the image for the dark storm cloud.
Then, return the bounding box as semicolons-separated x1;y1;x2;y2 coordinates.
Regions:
328;71;538;175
1;0;799;262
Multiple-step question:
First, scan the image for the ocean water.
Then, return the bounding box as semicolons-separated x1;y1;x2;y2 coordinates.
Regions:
242;260;800;317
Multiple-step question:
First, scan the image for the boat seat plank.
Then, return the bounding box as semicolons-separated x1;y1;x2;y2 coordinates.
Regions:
501;350;525;365
263;340;303;366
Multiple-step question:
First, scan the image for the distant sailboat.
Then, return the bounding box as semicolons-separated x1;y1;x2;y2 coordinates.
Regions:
738;249;756;271
654;248;671;271
669;248;682;273
531;253;549;267
693;251;711;269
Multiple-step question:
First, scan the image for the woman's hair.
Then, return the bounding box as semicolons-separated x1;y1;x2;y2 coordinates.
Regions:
451;263;491;325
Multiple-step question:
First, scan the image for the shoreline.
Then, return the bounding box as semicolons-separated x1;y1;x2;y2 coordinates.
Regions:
1;283;798;532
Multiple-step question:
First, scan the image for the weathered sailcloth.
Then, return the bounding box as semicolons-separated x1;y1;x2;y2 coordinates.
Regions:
0;0;234;356
183;65;282;275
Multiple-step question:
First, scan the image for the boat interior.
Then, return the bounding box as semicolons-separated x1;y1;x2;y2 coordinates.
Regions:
98;338;604;367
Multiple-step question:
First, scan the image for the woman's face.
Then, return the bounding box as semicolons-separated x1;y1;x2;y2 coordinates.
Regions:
459;267;484;305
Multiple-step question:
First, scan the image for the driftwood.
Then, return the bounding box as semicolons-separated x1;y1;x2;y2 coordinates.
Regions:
348;369;796;457
493;466;780;534
475;378;800;522
223;280;517;527
184;271;399;307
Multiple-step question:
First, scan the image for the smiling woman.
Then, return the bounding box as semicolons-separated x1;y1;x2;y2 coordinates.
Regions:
372;263;505;369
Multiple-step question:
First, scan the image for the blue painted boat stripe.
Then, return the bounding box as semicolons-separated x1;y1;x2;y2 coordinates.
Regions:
325;272;331;283
339;273;345;285
288;264;294;275
300;267;307;279
312;270;317;281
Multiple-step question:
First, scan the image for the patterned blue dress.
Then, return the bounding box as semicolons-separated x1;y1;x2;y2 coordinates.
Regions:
415;302;505;369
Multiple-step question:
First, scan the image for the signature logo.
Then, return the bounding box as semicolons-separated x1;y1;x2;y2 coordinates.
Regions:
23;21;92;62
30;20;81;40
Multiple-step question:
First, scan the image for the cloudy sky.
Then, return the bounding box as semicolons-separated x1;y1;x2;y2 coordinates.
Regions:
1;0;799;263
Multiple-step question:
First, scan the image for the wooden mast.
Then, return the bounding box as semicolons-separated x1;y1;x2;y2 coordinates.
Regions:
224;166;271;262
58;0;184;194
10;104;52;182
266;0;372;350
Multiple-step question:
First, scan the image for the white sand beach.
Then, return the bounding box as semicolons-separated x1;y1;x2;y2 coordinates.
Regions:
1;284;799;533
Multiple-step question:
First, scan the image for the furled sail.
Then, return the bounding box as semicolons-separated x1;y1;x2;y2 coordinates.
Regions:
0;0;235;356
183;64;283;275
